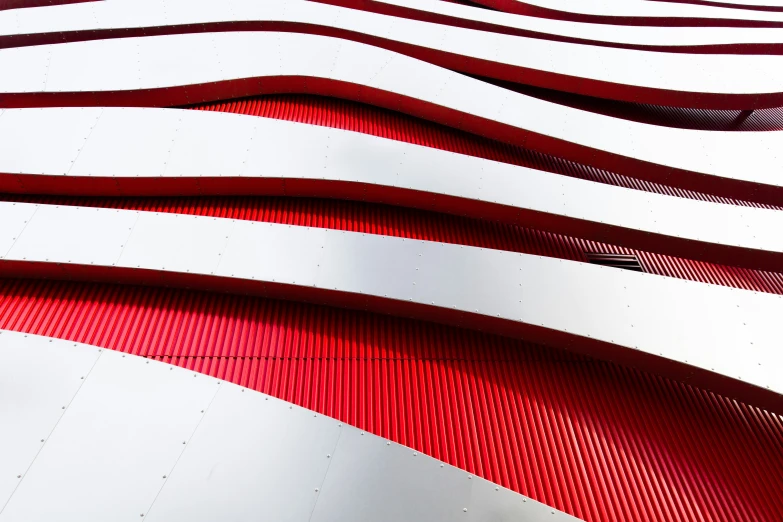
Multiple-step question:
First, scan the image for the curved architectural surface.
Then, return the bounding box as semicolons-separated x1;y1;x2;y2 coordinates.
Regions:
1;202;781;415
0;330;575;521
335;0;783;50
1;33;783;205
1;0;783;109
2;1;781;521
475;0;783;25
1;107;782;272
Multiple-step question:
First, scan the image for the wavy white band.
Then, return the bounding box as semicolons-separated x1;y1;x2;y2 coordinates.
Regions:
378;0;783;46
1;202;781;414
0;0;782;106
0;32;781;204
1;107;781;272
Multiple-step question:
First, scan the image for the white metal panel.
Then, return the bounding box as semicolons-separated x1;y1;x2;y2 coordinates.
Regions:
311;425;473;522
0;202;37;258
117;212;233;275
4;205;137;266
0;107;101;176
240;117;332;179
0;348;221;522
68;107;179;179
466;475;563;522
215;220;326;286
0;331;100;509
163;109;257;179
144;383;342;522
0;44;48;92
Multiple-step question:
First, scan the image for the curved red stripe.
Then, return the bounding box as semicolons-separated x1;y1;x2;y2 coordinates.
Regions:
6;0;783;56
313;0;783;54
0;0;93;11
473;0;783;26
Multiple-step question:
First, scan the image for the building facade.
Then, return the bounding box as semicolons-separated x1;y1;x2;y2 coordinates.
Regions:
1;0;782;520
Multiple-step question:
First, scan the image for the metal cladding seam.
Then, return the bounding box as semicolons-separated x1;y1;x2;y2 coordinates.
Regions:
5;193;783;296
0;278;782;522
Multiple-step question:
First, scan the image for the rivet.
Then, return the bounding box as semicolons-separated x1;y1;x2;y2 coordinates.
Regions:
327;454;331;458
463;508;468;512
315;488;319;492
163;475;167;478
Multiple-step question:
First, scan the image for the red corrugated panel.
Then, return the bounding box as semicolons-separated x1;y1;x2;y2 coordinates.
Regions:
191;94;782;210
1;278;782;522
6;194;783;295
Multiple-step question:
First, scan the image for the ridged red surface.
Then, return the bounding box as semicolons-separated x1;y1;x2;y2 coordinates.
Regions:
6;194;783;295
192;94;782;209
1;278;782;522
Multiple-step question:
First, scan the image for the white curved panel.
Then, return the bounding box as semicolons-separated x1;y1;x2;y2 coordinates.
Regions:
380;0;783;45
0;332;101;510
1;107;781;272
0;330;579;521
0;203;781;414
492;0;783;22
7;0;783;51
0;202;37;257
0;33;781;202
0;0;782;103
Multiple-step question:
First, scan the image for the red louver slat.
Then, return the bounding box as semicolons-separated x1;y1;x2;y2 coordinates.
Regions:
1;279;782;522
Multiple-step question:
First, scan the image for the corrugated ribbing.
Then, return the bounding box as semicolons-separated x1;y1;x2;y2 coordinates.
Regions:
6;194;783;295
192;94;782;209
1;278;782;522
